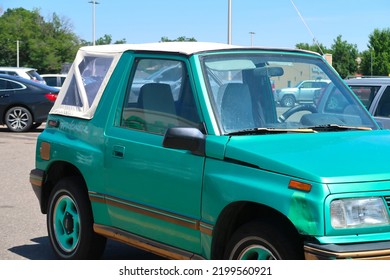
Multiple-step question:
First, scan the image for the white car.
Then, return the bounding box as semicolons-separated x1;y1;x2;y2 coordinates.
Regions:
0;67;46;84
41;74;67;89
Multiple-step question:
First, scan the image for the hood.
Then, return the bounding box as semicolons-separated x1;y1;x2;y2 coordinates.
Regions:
224;130;390;184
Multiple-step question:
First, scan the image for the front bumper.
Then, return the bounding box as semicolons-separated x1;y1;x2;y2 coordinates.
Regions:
304;241;390;260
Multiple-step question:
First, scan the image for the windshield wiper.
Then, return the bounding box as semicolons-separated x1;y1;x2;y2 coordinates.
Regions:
305;124;372;132
226;127;316;136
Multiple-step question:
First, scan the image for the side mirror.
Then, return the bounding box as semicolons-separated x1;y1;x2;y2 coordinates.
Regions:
163;127;205;156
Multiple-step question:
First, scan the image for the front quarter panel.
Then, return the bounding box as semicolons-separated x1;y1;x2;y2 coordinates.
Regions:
202;158;330;236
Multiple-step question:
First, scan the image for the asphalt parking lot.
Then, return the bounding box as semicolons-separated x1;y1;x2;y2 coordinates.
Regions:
0;124;162;260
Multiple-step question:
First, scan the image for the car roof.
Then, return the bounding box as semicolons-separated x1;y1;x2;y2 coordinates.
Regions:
78;42;317;56
0;74;59;90
345;77;390;85
0;66;37;71
41;74;67;77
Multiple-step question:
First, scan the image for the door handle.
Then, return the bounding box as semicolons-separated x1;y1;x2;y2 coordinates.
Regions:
112;145;125;159
0;94;10;98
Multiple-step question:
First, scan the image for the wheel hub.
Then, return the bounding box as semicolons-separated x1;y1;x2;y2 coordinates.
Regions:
63;212;74;234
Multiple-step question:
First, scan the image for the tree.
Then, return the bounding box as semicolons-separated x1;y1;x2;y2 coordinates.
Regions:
360;28;390;76
331;35;358;78
160;36;197;42
0;8;81;73
295;41;330;55
93;34;127;45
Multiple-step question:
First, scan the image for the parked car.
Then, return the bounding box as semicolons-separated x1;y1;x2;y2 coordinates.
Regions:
0;74;59;132
30;42;390;260
344;77;390;129
275;79;331;107
41;74;67;89
131;63;182;99
0;67;46;85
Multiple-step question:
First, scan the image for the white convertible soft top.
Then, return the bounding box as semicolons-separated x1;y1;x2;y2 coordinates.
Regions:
49;42;308;120
50;42;246;120
77;41;243;55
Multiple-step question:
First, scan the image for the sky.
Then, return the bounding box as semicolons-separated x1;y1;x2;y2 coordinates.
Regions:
1;0;389;52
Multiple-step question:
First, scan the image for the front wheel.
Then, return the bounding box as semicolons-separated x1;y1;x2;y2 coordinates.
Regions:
280;95;295;107
224;220;303;260
47;177;106;259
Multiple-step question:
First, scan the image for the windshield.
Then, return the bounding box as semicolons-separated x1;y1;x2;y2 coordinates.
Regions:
201;52;378;134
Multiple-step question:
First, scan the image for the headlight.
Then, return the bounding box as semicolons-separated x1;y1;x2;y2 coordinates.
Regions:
330;197;390;229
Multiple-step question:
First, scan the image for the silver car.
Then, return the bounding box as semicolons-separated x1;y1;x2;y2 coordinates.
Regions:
275;79;330;107
345;77;390;129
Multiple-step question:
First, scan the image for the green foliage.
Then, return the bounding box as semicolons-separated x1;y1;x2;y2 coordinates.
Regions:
359;28;390;76
0;8;81;73
295;42;331;54
331;35;358;78
0;8;128;73
296;38;359;78
161;36;197;42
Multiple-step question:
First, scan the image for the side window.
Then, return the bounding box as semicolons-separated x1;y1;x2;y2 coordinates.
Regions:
120;58;201;135
0;79;7;90
375;86;390;117
45;77;57;87
301;82;313;88
350;85;380;110
62;56;113;107
8;81;24;90
0;79;24;90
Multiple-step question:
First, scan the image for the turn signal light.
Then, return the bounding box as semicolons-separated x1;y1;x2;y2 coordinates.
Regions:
40;142;51;161
288;180;312;192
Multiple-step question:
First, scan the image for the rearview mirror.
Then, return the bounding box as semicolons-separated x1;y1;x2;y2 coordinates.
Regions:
254;66;284;77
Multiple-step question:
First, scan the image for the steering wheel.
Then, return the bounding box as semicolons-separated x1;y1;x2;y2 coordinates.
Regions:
278;104;318;123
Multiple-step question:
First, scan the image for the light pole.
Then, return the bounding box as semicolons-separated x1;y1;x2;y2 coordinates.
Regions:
16;40;20;67
88;1;99;45
227;0;232;44
249;32;255;47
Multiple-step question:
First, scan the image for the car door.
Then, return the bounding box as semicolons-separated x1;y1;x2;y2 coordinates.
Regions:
0;78;17;116
104;57;205;254
371;85;390;129
298;81;315;102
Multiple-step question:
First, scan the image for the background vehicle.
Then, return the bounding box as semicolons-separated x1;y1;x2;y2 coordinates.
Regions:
30;43;390;261
0;74;58;132
41;74;67;89
0;67;46;85
275;79;330;107
345;77;390;129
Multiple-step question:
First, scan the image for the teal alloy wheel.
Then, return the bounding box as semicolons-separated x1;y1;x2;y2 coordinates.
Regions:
224;220;303;260
47;177;107;259
237;244;277;260
52;195;80;253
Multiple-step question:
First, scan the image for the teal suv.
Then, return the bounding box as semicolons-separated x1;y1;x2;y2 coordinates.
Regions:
30;42;390;260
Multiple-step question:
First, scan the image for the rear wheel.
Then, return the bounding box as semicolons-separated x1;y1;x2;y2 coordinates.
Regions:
5;106;33;132
47;177;106;259
224;220;303;260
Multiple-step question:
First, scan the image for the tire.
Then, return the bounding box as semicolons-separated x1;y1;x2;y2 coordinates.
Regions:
224;220;303;260
47;177;107;259
31;122;42;129
5;106;33;132
280;95;295;107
